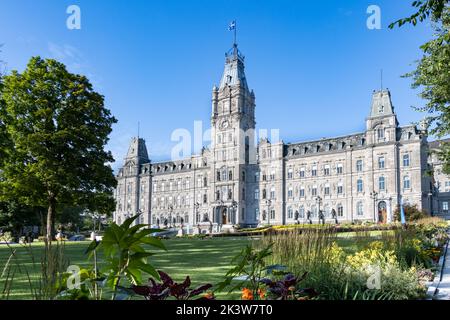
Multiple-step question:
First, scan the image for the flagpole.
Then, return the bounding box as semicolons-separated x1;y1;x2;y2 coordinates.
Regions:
234;21;237;46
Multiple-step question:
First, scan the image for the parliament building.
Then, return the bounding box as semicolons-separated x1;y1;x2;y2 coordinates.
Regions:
113;44;449;230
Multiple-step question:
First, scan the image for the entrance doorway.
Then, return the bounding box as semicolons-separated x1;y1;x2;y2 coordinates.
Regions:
378;201;387;224
221;208;228;225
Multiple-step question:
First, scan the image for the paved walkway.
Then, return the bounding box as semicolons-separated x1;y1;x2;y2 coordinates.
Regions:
433;221;450;300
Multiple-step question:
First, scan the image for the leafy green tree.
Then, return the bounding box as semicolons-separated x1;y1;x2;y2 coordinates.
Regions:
0;200;42;235
389;0;449;28
0;57;117;241
390;1;450;172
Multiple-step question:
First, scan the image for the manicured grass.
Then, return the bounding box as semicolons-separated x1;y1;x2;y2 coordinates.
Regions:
0;233;383;300
0;237;250;300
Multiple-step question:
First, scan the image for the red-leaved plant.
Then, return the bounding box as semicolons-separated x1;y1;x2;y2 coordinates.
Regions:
131;271;214;300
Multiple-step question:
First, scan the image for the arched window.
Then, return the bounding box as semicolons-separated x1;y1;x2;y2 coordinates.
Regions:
357;201;364;216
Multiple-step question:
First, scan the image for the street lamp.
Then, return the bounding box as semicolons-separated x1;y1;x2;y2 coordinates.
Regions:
266;199;272;226
315;196;323;224
370;191;378;223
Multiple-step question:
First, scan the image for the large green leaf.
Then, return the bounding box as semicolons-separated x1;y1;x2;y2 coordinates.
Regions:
140;236;166;250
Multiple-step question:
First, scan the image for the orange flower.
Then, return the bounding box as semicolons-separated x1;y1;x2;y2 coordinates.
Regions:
241;288;254;300
258;288;266;300
203;291;215;300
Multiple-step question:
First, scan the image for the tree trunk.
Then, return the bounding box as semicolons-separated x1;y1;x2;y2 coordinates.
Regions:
47;197;56;242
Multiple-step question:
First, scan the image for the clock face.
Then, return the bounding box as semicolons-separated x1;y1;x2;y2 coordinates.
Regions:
221;120;229;130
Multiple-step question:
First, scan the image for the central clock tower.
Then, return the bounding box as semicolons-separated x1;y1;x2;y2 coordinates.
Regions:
210;44;256;227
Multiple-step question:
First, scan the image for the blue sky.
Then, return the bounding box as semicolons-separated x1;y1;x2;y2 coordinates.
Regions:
0;0;433;169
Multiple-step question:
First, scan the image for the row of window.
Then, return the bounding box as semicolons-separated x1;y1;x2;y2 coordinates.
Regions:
257;175;411;201
153;177;208;193
283;154;411;180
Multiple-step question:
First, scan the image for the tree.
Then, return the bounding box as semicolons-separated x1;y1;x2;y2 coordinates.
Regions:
0;57;117;241
389;0;449;28
390;2;450;173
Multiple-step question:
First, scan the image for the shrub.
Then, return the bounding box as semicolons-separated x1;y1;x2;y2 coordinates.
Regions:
394;205;428;222
0;231;13;243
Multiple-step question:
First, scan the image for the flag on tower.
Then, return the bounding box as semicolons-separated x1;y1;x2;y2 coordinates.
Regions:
228;20;236;31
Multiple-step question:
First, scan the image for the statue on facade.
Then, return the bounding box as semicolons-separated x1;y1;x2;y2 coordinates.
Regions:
306;210;312;224
319;210;325;225
331;209;338;224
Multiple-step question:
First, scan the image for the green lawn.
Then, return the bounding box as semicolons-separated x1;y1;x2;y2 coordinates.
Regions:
0;233;382;300
0;237;251;300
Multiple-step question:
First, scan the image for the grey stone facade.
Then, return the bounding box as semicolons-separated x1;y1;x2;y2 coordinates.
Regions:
113;45;446;228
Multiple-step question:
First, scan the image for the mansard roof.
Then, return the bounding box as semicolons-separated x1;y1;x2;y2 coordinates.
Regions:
219;44;248;91
124;137;149;165
369;89;395;118
284;132;367;158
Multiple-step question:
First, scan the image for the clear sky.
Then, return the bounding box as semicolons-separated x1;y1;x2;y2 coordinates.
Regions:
0;0;434;169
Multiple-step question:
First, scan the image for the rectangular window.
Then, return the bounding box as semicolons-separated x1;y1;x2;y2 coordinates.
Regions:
288;188;293;198
270;189;276;200
403;154;410;167
337;164;343;175
288;169;293;179
300;188;305;198
378;157;385;169
254;189;260;200
300;168;305;178
324;166;330;176
312;166;317;177
445;181;450;192
324;186;330;196
270;209;275;220
403;176;411;189
357;179;363;193
312;187;317;197
443;202;449;211
337;184;343;195
379;177;386;191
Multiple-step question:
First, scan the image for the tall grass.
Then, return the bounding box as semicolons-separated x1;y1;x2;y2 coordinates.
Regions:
253;227;426;300
0;241;69;300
